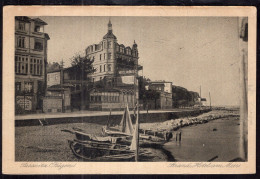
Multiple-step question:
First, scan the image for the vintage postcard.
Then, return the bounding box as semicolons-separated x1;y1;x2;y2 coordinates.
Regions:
2;6;256;174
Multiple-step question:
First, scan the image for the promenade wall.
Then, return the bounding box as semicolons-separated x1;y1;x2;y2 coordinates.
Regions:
15;109;211;127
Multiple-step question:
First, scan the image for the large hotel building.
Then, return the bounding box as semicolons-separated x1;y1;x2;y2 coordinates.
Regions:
85;20;142;110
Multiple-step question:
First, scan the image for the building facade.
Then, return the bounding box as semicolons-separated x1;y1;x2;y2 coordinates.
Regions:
15;16;50;113
85;20;140;87
146;81;173;109
46;66;92;112
86;20;142;110
89;88;135;111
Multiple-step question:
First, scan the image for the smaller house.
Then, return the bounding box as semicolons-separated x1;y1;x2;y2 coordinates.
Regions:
89;88;135;111
45;66;90;113
43;84;72;113
200;98;207;106
145;81;173;109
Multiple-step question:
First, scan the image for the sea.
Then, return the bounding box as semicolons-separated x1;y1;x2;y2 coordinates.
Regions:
163;117;241;162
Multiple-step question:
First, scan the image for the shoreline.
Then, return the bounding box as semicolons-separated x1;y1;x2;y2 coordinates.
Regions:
142;109;239;162
159;107;240;162
140;108;239;133
15;108;239;162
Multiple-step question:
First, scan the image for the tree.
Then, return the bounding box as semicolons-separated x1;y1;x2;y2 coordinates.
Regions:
47;62;61;72
71;55;96;109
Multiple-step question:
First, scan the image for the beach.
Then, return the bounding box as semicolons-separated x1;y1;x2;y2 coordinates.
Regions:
15;107;240;162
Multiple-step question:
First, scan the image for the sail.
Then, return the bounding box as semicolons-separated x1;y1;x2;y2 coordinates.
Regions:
119;104;134;135
130;108;139;151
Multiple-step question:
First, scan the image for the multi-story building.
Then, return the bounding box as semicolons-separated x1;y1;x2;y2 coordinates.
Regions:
85;20;142;110
15;16;50;113
86;20;140;86
146;81;173;109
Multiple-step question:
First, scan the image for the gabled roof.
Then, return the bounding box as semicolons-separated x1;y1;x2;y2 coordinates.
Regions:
103;31;117;39
32;18;48;25
15;16;32;23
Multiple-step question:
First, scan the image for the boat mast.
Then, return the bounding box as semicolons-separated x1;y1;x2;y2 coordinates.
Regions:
200;85;201;109
209;91;211;109
134;40;139;162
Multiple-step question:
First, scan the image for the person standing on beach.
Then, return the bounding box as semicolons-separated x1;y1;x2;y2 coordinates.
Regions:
179;131;182;142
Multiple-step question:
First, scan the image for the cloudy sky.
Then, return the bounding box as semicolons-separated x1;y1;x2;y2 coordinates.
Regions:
39;16;242;106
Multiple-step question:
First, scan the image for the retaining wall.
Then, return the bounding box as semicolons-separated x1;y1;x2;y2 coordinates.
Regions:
15;109;211;127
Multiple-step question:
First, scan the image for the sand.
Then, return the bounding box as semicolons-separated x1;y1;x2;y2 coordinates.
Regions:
15;107;238;162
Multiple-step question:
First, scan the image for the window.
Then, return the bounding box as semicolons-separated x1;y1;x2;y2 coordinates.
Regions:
104;53;106;60
15;82;21;93
100;54;102;60
108;64;111;71
91;96;94;102
104;65;106;72
30;57;43;76
76;85;80;90
24;82;33;93
108;41;112;48
17;36;25;48
93;78;95;82
34;39;43;51
15;55;28;74
100;65;102;72
120;47;124;53
18;22;25;31
108;53;111;60
100;77;102;81
34;25;41;32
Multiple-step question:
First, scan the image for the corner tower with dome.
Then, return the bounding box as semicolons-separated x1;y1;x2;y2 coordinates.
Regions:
85;20;142;110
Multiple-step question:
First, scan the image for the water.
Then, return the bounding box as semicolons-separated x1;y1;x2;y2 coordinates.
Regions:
163;117;241;162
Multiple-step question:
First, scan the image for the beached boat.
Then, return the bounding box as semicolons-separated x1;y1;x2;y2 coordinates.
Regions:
103;105;173;146
64;105;173;147
68;107;150;161
68;139;136;161
102;104;134;137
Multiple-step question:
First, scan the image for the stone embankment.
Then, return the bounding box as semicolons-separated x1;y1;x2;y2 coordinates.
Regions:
140;108;239;132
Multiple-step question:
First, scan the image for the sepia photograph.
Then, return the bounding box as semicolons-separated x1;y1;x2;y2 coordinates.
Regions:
2;6;256;174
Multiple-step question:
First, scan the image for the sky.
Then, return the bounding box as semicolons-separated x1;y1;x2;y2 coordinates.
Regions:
39;16;242;106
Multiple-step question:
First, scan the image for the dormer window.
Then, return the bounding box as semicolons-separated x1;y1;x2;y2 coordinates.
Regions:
34;25;41;32
120;47;124;53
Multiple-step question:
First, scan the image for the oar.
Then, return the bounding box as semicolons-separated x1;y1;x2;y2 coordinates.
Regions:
207;155;218;162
